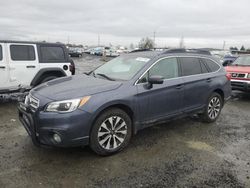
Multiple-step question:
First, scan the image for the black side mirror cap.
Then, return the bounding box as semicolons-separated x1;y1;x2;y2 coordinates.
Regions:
145;75;164;89
148;75;164;85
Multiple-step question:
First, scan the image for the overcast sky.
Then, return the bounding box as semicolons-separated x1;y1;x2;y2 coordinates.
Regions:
1;0;250;48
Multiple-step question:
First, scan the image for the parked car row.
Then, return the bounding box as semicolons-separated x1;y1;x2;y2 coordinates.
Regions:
84;46;128;57
68;47;83;57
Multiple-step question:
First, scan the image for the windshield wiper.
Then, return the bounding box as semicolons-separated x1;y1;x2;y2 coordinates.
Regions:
96;73;116;81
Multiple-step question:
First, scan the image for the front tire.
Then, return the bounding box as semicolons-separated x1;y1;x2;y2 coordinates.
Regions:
202;92;223;123
90;108;132;156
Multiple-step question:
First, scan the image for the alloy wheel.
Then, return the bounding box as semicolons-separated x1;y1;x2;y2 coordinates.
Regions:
208;96;221;120
98;116;128;150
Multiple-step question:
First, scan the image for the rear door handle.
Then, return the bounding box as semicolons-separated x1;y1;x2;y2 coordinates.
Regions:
26;65;36;68
176;84;184;89
0;66;6;69
206;78;212;82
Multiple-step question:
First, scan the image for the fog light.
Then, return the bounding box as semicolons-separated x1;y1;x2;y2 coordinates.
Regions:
53;133;62;143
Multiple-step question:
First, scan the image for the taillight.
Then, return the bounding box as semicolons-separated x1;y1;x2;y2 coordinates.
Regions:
226;73;231;81
69;59;75;75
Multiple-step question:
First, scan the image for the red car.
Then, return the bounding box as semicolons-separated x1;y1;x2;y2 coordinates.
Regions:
225;55;250;92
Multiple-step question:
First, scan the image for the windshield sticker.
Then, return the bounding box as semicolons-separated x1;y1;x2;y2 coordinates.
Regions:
136;57;150;62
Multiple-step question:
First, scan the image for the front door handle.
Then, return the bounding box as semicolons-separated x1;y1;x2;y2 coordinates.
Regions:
176;84;184;89
0;66;6;69
26;65;36;68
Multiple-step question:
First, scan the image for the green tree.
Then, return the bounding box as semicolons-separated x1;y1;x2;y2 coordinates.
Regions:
240;45;245;51
139;37;155;49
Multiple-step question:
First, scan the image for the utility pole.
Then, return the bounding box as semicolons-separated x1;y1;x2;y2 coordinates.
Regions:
153;31;156;47
98;34;100;46
223;41;226;50
67;36;70;45
179;36;184;48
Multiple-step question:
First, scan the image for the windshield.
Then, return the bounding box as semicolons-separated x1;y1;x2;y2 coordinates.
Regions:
93;56;150;81
232;56;250;66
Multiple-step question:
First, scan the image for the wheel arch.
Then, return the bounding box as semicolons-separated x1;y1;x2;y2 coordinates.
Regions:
213;88;225;104
91;103;136;135
31;68;66;86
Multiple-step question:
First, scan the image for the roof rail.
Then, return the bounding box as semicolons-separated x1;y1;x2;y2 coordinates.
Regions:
163;48;211;56
129;49;152;53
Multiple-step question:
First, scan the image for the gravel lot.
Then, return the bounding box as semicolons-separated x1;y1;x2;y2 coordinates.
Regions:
0;54;250;187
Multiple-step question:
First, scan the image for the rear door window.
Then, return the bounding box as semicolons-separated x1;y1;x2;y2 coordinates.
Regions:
40;46;65;62
10;45;35;61
203;59;220;72
179;57;203;76
0;45;2;60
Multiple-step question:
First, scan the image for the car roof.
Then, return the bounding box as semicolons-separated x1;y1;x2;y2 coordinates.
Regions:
125;51;162;59
124;50;215;61
0;40;64;46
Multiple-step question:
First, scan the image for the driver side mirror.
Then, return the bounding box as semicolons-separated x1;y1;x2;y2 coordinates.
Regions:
145;75;164;89
148;75;164;85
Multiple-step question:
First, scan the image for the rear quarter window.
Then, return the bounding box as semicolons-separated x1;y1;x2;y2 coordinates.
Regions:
10;45;35;61
40;46;66;63
203;59;220;72
0;45;2;60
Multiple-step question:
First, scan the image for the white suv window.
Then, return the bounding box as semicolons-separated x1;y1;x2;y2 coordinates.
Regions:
10;45;35;61
40;46;65;62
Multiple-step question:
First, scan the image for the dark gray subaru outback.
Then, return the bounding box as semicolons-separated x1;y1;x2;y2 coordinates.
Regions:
18;49;231;155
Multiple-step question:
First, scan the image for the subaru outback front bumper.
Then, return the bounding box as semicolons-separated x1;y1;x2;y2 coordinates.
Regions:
18;102;92;148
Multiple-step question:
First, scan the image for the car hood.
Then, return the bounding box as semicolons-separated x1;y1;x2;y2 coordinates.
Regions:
225;66;250;73
31;74;122;100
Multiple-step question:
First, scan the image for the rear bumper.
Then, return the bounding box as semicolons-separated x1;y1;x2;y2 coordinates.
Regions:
18;102;91;148
231;79;250;92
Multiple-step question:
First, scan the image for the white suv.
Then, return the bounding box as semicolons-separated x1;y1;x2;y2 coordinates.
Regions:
0;41;75;94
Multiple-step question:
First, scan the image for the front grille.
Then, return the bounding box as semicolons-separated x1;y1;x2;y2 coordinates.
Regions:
25;94;39;110
231;82;244;87
230;72;247;78
30;96;39;109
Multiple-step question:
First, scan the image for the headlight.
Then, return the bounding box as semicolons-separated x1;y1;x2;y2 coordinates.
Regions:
45;96;91;113
248;73;250;79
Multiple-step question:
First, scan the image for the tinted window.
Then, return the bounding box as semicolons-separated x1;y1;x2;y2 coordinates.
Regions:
40;46;65;62
10;45;35;61
179;57;202;76
0;45;2;60
200;60;209;73
204;59;220;72
149;57;179;79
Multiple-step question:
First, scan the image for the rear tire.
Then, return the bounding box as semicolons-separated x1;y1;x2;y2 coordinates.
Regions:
202;92;223;123
90;108;132;156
